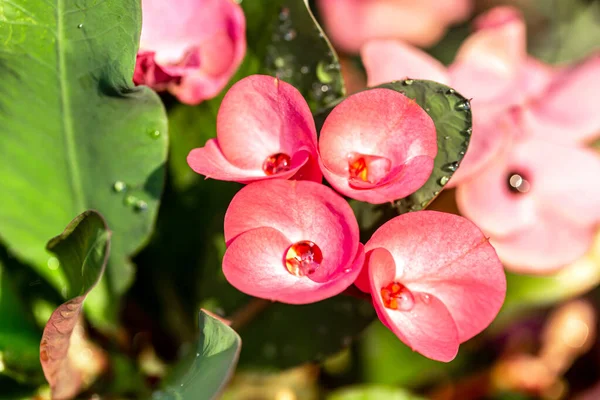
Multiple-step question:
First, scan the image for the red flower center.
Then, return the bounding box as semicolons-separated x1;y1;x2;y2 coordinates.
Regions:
381;282;415;311
285;241;323;277
263;153;291;175
347;152;391;185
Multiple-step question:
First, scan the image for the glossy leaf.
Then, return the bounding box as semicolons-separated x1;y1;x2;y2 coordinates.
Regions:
40;210;110;400
153;310;241;400
327;385;427;400
241;0;345;112
0;0;168;327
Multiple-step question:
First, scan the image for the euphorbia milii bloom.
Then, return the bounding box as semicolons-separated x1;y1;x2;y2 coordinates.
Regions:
317;0;472;53
361;6;554;186
222;179;365;303
355;211;506;362
135;0;246;104
187;75;322;183
318;89;437;204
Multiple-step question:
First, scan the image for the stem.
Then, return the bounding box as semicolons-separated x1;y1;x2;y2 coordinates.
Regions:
229;298;271;331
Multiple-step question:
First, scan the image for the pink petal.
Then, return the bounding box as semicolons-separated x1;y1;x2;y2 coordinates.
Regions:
367;248;460;362
216;76;318;169
138;0;246;104
450;6;526;103
317;0;472;53
361;40;450;87
509;139;600;227
447;112;514;187
365;211;505;342
319;89;437;204
491;212;596;274
224;180;361;277
187;140;314;183
522;54;600;145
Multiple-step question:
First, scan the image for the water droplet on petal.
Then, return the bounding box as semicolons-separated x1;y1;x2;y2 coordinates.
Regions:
285;241;323;277
263;153;291;175
380;282;415;311
507;172;531;194
347;152;392;185
439;176;450;186
344;268;351;273
421;293;431;304
112;181;126;192
47;257;60;270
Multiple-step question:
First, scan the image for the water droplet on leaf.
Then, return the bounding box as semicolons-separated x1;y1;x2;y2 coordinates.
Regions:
124;195;137;206
112;181;126;192
148;129;161;139
443;162;459;172
47;257;60;270
455;100;471;111
439;176;450;186
77;23;83;29
285;241;323;277
403;79;414;85
134;200;148;212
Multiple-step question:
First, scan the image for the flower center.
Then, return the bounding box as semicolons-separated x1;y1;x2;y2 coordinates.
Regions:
263;153;291;175
507;171;530;194
347;152;391;185
381;282;415;311
285;241;323;277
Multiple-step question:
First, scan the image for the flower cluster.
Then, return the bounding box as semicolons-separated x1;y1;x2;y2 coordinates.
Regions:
187;74;506;361
362;6;600;274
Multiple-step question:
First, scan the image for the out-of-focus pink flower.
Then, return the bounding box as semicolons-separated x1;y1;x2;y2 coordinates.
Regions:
222;179;364;304
187;75;322;183
135;0;246;104
318;89;437;204
317;0;473;53
362;6;552;186
354;211;506;362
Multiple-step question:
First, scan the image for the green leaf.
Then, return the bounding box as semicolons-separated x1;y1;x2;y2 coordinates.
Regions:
241;0;345;112
153;310;241;400
359;321;465;388
40;210;110;400
0;0;168;327
0;261;43;383
327;385;427;400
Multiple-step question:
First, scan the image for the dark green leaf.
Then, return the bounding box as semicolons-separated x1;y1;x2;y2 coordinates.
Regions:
0;0;168;328
153;310;241;400
40;210;110;399
241;0;345;112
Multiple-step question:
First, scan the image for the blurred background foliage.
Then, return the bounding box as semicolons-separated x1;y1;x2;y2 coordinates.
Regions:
0;0;599;399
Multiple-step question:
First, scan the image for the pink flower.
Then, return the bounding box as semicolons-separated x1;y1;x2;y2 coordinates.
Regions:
135;0;246;104
355;211;506;362
222;179;365;304
318;89;437;204
187;75;322;183
316;0;473;53
361;6;554;186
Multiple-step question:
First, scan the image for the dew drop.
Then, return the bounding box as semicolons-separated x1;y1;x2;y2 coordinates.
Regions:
148;129;161;139
403;79;414;85
283;29;297;41
60;309;75;319
380;282;415;311
443;162;459;172
507;172;531;194
274;56;285;68
262;153;291;175
77;23;83;29
47;257;60;270
112;181;126;193
285;241;323;277
455;100;471;111
300;65;310;74
124;195;137;206
344;268;351;273
444;136;450;140
446;88;456;95
421;293;431;304
420;200;428;207
316;61;336;84
134;200;148;212
439;176;450;186
464;127;473;136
